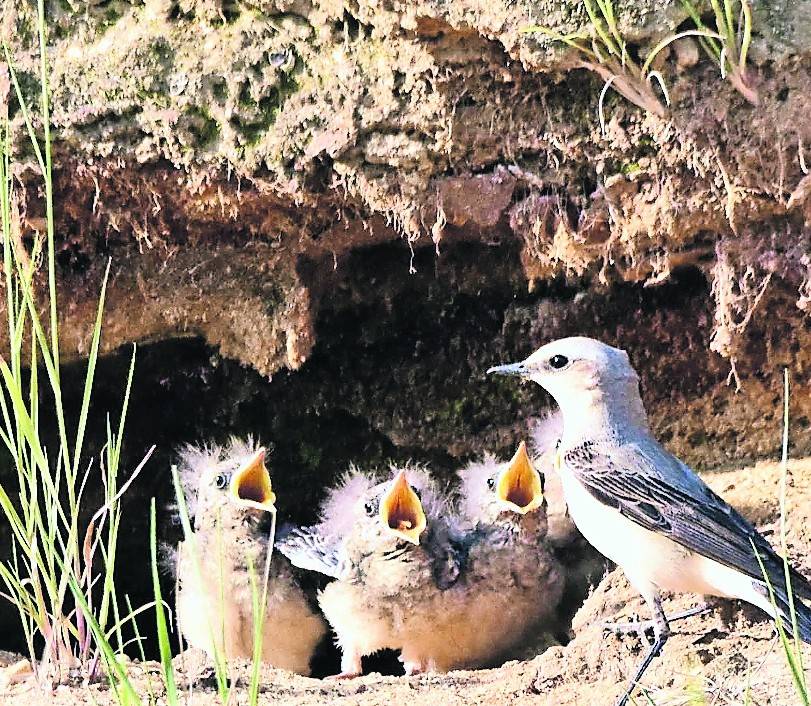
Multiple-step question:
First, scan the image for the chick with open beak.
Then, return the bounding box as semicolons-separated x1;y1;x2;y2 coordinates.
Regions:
172;438;326;675
276;464;466;678
445;426;566;666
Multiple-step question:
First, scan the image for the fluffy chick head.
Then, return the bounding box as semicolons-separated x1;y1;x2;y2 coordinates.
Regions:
175;436;276;534
457;442;545;529
527;410;564;460
318;464;447;557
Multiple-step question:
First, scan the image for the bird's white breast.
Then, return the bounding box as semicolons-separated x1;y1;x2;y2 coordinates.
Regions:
557;462;774;611
559;464;707;595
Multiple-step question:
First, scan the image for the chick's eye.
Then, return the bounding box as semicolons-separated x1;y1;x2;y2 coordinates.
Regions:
548;354;569;370
364;501;375;516
214;473;229;490
486;477;496;491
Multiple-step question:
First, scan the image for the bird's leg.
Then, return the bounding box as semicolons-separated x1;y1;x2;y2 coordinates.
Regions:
604;602;712;642
614;594;670;706
327;646;363;680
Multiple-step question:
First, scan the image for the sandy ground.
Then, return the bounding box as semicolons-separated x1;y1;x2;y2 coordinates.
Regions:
2;457;810;706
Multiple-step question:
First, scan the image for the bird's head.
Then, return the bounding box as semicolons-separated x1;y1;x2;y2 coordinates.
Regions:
176;437;276;533
457;442;546;528
487;337;645;430
319;465;436;561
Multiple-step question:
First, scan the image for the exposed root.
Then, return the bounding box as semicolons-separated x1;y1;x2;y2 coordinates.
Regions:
710;239;772;385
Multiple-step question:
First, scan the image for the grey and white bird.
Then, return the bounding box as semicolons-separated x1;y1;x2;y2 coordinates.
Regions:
173;438;327;675
488;337;811;706
277;465;471;677
454;440;565;661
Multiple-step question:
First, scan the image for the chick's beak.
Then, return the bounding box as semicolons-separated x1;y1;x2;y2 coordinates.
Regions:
496;441;545;515
380;471;426;545
230;448;276;513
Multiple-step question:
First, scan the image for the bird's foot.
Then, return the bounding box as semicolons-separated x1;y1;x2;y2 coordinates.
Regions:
603;616;656;645
605;603;713;644
330;650;363;680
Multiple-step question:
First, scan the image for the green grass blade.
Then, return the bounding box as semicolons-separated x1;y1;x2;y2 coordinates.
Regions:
522;25;595;58
35;0;59;366
247;510;277;706
125;594;157;704
751;541;809;704
680;0;723;60
1;45;46;174
778;370;808;686
150;500;179;706
750;371;809;704
73;259;111;476
583;0;620;57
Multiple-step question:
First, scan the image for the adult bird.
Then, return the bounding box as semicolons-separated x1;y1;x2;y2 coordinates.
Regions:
488;337;811;706
172;438;326;675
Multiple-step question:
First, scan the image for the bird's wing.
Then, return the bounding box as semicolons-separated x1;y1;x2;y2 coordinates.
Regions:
564;439;811;600
274;525;349;580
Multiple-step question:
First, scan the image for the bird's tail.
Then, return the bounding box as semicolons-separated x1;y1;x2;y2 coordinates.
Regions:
773;587;811;644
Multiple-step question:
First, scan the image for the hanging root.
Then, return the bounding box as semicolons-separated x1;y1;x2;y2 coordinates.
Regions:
710;239;772;389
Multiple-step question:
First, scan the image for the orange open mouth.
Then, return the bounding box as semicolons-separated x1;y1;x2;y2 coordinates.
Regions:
230;448;276;512
496;441;544;515
379;470;427;545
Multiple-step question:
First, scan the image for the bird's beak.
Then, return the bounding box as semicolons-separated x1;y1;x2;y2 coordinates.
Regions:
487;361;527;377
496;441;545;515
379;470;427;545
230;448;276;513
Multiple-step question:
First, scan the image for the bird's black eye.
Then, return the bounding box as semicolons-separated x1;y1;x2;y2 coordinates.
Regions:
214;473;229;490
364;501;376;516
487;477;496;491
548;354;569;370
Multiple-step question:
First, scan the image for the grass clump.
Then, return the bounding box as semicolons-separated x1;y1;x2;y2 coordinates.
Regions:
680;0;759;105
0;0;152;688
524;0;757;129
1;6;281;693
525;0;671;127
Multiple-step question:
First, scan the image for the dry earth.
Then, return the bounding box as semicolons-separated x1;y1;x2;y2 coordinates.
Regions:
3;456;810;706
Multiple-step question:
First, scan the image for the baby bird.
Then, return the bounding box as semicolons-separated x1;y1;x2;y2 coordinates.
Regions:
173;438;327;675
454;440;565;662
277;465;468;677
